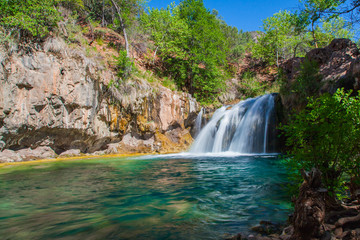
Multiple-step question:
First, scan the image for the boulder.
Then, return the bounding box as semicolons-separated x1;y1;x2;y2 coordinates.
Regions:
59;149;81;157
16;146;57;161
280;38;360;116
0;149;22;163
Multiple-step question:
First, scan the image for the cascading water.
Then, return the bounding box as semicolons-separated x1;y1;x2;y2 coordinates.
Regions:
190;94;277;154
194;107;204;137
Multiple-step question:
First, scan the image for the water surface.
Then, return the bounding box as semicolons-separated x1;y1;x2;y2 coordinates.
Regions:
0;154;291;240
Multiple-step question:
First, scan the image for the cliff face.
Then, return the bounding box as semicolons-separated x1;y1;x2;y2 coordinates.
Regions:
280;38;360;115
0;38;199;162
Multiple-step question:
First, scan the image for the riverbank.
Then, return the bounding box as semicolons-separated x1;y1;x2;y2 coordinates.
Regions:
0;152;151;168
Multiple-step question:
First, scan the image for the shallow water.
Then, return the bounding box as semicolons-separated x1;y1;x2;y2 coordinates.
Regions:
0;154;292;240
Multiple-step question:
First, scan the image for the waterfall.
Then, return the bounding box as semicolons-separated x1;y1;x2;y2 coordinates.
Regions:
190;94;277;154
194;108;204;137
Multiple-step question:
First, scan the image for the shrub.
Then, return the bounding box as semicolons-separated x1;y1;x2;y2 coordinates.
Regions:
291;59;322;101
238;71;266;98
114;50;134;81
281;88;360;196
0;0;61;38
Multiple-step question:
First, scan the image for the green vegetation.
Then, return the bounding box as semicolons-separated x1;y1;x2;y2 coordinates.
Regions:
0;0;255;103
0;0;60;38
279;59;323;107
114;50;134;81
252;1;355;66
0;0;359;104
140;0;251;103
238;71;266;98
281;89;360;197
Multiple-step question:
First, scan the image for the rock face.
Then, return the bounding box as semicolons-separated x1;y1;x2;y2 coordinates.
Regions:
280;38;360;114
0;37;199;162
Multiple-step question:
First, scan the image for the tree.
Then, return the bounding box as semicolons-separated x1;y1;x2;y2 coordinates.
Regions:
299;0;344;47
0;0;61;38
141;0;230;102
252;7;355;65
220;23;252;61
316;16;354;47
253;10;309;66
281;88;360;196
83;0;144;57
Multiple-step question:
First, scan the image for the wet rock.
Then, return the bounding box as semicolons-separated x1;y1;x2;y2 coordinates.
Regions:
105;143;121;154
105;134;156;154
251;221;283;235
224;233;243;240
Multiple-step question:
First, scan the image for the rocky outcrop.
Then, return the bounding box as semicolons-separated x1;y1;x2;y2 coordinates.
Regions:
280;38;360;114
0;37;199;162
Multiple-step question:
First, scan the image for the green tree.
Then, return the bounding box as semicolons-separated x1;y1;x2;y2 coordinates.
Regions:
299;0;343;47
220;23;252;61
253;10;309;66
281;88;360;195
0;0;84;39
253;8;355;65
316;16;354;47
141;0;229;102
140;4;190;62
0;0;61;38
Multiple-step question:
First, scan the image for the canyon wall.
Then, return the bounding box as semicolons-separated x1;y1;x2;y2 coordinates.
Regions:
0;38;199;162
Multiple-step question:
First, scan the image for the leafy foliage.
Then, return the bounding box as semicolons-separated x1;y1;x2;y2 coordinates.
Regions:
237;71;266;98
141;0;232;102
290;59;323;102
281;89;360;194
114;50;134;81
253;10;309;66
252;4;355;65
0;0;61;38
0;0;85;39
217;16;253;61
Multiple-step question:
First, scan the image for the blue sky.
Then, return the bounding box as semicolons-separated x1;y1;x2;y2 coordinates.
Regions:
147;0;301;32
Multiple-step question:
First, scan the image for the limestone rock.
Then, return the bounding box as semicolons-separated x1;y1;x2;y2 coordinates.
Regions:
16;146;57;161
0;149;22;163
0;37;200;161
59;149;81;157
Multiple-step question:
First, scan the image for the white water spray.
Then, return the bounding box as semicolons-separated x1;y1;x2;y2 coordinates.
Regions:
190;94;277;154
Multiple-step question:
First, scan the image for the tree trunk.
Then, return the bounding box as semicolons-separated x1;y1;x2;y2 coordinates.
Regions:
102;0;105;27
311;21;318;48
290;169;326;240
110;0;130;57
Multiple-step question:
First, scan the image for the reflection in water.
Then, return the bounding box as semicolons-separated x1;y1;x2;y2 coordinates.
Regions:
0;155;292;240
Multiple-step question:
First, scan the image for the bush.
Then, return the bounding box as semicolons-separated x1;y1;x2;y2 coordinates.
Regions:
291;59;322;100
114;50;134;81
0;0;61;38
281;88;360;196
238;71;266;98
0;0;84;39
